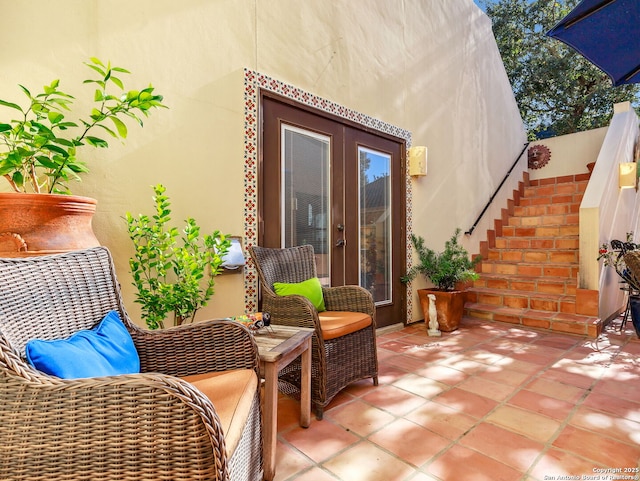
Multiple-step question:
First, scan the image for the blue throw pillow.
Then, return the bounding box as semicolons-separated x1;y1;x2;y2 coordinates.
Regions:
25;310;140;379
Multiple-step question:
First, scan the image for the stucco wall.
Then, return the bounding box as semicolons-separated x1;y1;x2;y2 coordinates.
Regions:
528;128;608;181
0;0;525;325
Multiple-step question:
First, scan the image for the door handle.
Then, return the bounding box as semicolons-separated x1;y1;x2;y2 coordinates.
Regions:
336;238;345;247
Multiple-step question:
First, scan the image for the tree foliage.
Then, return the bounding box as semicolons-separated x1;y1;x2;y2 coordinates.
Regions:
482;0;640;139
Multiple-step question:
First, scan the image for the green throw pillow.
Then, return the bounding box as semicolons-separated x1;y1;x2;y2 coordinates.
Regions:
274;277;326;312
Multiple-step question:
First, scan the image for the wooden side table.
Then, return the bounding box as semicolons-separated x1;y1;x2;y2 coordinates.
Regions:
253;325;313;481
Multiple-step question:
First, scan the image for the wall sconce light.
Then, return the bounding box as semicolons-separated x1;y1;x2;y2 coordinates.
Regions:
619;162;637;189
221;236;246;270
409;146;427;177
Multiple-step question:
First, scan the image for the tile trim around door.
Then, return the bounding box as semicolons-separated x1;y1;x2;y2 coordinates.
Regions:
242;68;415;322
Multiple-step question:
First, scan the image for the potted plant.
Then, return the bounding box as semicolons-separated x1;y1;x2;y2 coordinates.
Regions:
126;184;232;329
0;57;165;256
402;228;481;331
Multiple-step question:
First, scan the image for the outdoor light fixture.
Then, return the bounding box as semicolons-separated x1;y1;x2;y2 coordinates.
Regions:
221;236;246;270
619;162;637;189
409;146;427;177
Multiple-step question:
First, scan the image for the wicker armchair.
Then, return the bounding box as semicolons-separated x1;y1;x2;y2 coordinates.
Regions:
0;247;262;481
248;244;378;419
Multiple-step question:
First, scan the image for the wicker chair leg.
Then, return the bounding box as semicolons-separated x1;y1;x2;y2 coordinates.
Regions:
373;376;379;386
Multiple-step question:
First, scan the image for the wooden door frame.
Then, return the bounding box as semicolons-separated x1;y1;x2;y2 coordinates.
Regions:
242;69;415;325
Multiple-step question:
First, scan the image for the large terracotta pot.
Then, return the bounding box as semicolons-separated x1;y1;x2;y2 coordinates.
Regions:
417;288;465;332
0;193;99;257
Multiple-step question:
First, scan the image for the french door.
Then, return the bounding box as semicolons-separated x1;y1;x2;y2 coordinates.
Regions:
260;93;406;328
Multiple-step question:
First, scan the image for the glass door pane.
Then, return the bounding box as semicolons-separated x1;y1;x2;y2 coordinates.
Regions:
359;147;392;305
281;125;331;285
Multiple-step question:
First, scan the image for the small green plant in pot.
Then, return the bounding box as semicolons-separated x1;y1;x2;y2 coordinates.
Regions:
402;228;481;331
0;57;166;257
126;184;231;329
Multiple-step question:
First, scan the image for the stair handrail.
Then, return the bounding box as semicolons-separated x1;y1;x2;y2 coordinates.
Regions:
465;142;530;236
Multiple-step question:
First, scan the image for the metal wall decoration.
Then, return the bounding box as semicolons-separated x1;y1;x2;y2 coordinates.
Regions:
528;144;551;170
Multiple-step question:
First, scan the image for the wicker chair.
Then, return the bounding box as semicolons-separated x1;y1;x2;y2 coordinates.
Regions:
0;247;262;481
248;244;378;419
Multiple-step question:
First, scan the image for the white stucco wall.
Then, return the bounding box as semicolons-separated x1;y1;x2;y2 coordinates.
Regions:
528;128;608;181
0;0;525;325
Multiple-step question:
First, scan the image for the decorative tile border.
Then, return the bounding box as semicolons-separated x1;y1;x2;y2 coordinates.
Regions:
243;68;414;321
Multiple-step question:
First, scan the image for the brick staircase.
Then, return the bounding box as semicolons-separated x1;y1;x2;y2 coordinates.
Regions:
465;173;602;337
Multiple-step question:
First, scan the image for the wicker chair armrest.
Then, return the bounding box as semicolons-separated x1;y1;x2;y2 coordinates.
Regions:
0;372;230;479
260;289;319;331
131;319;260;377
322;285;376;319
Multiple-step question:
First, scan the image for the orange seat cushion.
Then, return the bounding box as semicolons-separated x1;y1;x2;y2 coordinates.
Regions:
181;369;258;457
318;311;372;340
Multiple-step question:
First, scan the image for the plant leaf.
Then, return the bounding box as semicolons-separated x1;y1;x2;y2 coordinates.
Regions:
109;116;128;138
0;99;23;112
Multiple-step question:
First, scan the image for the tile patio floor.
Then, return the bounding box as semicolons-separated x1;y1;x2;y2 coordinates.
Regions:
272;316;640;481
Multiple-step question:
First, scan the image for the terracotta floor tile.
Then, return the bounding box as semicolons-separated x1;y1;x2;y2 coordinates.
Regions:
273;441;314;481
406;472;439;481
486;405;561;443
507;389;575;421
592;378;640;403
436;354;490;375
531;334;581;350
432;387;499;419
377;364;416;385
456;376;514;402
529;448;605;480
582;391;640;423
280;418;360;463
491;356;547;375
406;401;479;440
326;399;395;437
426;445;522;481
414;364;469;385
368;418;451;467
392;373;450;400
322;441;415;481
476;365;533;386
462;348;508;366
458;422;545;471
538;365;599;389
277;395;306;431
525;377;586;403
284;467;340;481
378;338;425;354
385;353;433;373
569;405;640;447
553;425;640;466
361;384;428;416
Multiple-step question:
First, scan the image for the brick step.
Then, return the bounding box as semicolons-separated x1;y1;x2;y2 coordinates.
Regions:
514;203;580;217
464;302;601;337
518;193;584;207
474;273;577;295
500;225;579;238
508;213;579;227
479;261;578;278
495;237;579;250
523;180;588;198
468;287;577;313
486;248;578;263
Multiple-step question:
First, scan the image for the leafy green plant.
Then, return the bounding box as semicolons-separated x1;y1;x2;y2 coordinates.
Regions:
402;228;481;291
0;57;166;194
126;184;231;329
